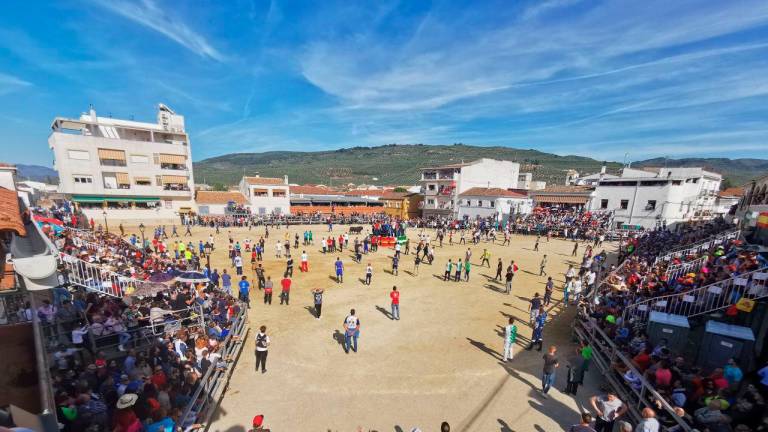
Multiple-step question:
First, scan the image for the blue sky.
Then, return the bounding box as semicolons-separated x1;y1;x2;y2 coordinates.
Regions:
1;0;767;166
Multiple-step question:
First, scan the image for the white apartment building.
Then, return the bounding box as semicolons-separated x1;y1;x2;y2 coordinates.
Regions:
238;175;290;215
457;187;533;221
420;158;520;218
589;167;722;229
49;104;195;220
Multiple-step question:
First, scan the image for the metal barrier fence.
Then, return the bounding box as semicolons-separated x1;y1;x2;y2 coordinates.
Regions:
58;252;167;298
653;228;740;265
179;306;249;430
664;255;708;282
573;318;693;431
623;266;768;324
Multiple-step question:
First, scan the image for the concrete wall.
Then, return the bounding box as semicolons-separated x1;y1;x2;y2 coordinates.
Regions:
238;180;291;215
458;196;533;220
458;159;520;192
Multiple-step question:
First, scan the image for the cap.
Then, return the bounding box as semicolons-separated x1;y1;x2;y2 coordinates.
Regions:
252;415;264;427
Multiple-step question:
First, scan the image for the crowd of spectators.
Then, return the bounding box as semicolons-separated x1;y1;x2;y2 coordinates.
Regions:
577;218;768;432
510;207;614;240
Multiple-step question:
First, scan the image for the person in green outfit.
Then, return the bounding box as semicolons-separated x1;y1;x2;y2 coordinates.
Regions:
444;259;453;281
577;341;593;379
503;317;518;361
463;259;471;282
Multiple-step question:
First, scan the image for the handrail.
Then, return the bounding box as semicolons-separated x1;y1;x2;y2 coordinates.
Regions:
664;255;708;282
623;266;768;324
58;252;168;298
574;318;693;431
654;228;740;265
179;306;249;430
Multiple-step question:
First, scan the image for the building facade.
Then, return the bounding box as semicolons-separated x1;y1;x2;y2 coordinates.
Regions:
420;158;520;218
49;104;195;219
735;175;768;244
457;187;532;221
380;192;423;219
195;191;248;215
588;167;722;229
238;176;290;215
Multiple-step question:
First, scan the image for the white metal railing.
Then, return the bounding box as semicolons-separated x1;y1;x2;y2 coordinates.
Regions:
664;255;708;282
574;318;693;431
654;228;740;265
58;252;166;298
623;266;768;324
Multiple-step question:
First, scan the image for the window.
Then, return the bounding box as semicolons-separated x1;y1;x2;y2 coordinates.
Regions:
620;199;629;210
134;178;151;186
73;175;93;183
645;200;657;211
672;180;682;185
130;154;149;164
252;188;268;197
427;199;435;205
600;199;609;209
68;150;90;160
155;175;163;186
272;190;286;198
478;200;483;207
490;200;495;207
428;184;436;191
164;200;173;209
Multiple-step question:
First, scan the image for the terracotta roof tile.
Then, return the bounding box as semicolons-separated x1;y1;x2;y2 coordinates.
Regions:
718;187;744;197
534;185;593;194
0;263;16;292
244;176;286;186
195;191;247;205
0;187;26;236
459;187;528;198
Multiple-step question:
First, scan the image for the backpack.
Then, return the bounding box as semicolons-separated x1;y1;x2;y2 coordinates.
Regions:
256;333;267;349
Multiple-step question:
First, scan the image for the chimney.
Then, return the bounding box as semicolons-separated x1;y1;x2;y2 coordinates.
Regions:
89;104;97;123
284;175;288;185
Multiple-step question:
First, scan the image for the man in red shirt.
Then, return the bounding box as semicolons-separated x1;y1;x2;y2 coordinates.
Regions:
280;275;291;305
390;286;400;320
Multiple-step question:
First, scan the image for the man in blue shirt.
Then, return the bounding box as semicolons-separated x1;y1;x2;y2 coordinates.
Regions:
335;257;344;283
238;276;251;309
222;270;232;296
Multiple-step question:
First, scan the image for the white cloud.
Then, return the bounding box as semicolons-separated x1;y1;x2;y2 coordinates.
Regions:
93;0;226;61
0;72;32;95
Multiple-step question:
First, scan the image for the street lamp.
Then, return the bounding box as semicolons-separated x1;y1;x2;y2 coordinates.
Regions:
138;223;145;250
102;210;109;233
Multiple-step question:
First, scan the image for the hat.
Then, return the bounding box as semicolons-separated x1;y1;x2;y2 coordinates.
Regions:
120;374;129;381
86;364;97;371
252;415;264;427
116;393;138;409
94;359;106;368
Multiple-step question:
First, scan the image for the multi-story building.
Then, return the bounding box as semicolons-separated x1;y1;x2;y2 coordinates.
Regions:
588;167;722;229
735;175;768;244
380;192;423;219
49;104;195;219
420;158;520;218
238;175;290;215
457;187;532;221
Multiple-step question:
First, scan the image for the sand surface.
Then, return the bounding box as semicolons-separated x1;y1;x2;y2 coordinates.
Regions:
121;223;614;432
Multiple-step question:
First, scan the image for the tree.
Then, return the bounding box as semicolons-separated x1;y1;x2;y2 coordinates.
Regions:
213;183;227;191
393;187;408;192
720;178;734;190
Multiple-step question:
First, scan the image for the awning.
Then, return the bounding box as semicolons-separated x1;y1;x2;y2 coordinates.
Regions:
159;153;186;164
161;175;188;184
533;195;589;204
115;172;130;185
72;195;160;203
178;207;192;214
97;148;126;161
134;176;151;183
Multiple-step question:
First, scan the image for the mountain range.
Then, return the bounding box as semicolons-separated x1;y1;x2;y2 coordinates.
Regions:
14;145;768;189
192;144;768;189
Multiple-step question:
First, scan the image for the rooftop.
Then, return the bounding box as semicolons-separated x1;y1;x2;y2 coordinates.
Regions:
0;187;26;236
718;187;745;198
244;176;286;186
532;185;594;194
196;191;247;205
290;185;339;195
459;187;528;198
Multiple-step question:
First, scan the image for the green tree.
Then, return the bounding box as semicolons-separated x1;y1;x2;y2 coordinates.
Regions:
393;187;408;192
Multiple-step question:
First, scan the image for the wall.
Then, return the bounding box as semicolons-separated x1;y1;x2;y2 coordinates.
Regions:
240;182;291;215
49;132;194;200
458;159;520;193
457;196;533;220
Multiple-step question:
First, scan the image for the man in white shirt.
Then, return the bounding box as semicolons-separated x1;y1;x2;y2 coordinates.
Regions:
343;309;360;354
234;254;243;275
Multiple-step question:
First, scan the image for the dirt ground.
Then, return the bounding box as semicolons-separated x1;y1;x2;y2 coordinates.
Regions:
122;223;616;432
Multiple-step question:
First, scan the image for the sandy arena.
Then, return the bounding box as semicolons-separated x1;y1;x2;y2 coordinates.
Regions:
121;223;615;432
